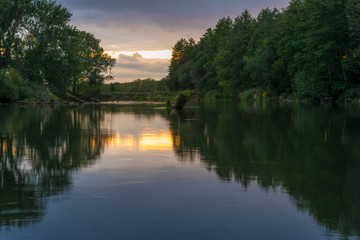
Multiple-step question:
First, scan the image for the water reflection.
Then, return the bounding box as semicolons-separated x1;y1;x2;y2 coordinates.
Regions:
1;102;360;239
167;101;360;237
107;133;172;151
0;103;168;229
0;105;113;228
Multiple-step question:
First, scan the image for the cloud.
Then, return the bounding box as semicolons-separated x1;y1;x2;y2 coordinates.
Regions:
110;53;169;82
57;0;290;81
59;0;289;17
58;0;290;51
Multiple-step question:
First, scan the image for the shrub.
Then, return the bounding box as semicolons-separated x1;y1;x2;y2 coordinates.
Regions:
0;69;19;101
0;68;43;102
294;70;329;101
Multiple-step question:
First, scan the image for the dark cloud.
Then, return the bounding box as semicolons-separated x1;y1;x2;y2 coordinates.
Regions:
59;0;289;17
56;0;289;80
58;0;290;51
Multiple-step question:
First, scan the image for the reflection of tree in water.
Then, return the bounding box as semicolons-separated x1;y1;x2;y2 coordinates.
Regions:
168;102;360;237
0;103;165;229
0;105;112;229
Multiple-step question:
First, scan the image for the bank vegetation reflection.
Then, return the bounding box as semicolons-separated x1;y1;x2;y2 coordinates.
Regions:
0;106;114;228
1;103;360;238
0;104;169;229
167;102;360;238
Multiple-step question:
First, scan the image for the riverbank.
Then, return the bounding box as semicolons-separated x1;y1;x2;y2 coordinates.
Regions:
3;86;360;106
202;88;360;105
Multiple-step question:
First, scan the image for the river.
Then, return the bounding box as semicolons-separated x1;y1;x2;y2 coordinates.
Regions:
0;101;359;239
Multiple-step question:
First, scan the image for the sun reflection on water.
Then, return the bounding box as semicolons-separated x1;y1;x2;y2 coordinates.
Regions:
106;132;173;151
139;133;172;151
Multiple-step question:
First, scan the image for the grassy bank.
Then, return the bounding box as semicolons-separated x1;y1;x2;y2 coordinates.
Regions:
4;78;360;106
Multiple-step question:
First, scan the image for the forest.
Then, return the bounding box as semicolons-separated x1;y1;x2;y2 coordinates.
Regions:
0;0;115;102
1;0;360;103
166;0;360;102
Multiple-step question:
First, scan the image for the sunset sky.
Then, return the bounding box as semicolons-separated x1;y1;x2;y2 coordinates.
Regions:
57;0;290;82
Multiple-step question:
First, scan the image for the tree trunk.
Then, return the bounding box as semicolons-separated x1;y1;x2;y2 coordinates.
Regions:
173;93;197;108
341;60;348;86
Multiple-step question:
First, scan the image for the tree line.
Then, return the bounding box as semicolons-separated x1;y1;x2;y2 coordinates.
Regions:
166;0;360;101
101;78;176;101
0;0;115;102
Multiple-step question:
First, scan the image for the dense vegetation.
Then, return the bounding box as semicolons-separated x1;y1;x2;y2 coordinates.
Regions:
166;0;360;102
0;0;115;102
2;0;360;103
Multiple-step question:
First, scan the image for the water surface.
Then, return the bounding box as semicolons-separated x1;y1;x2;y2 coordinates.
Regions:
1;102;360;239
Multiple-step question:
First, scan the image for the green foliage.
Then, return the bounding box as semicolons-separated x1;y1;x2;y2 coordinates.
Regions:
167;0;360;101
345;86;360;100
0;0;115;102
108;78;167;94
0;68;45;102
217;11;256;96
0;69;19;101
239;89;253;101
239;89;265;101
165;100;171;111
84;78;176;102
179;90;192;96
294;70;329;100
167;38;196;91
346;0;360;41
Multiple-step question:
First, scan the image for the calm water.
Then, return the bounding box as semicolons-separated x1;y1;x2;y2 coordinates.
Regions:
0;101;360;240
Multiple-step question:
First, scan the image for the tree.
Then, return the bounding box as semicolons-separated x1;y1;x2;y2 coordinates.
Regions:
22;0;73;95
0;0;115;100
345;0;360;84
67;29;115;96
346;0;360;41
291;0;353;98
243;8;279;92
217;10;255;95
167;38;196;91
0;0;32;68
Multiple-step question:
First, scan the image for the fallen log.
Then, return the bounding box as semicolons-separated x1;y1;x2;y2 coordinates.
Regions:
66;93;86;104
